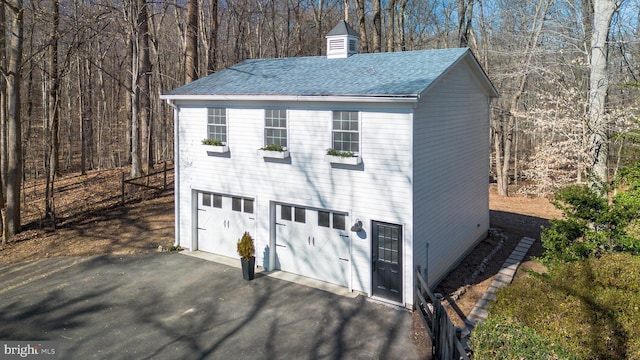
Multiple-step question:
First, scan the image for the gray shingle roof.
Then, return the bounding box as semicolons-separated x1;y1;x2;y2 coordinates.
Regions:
326;20;358;37
165;48;470;98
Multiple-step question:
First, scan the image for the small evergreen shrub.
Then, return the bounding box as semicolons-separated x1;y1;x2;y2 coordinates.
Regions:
237;231;255;259
541;165;640;263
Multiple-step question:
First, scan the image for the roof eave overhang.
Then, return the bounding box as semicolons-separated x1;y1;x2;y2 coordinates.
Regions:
159;94;419;103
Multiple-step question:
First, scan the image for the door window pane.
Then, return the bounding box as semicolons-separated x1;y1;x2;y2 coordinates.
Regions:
202;193;211;207
213;194;222;208
243;199;254;214
333;213;346;230
232;197;242;211
295;207;306;223
318;211;330;227
281;205;292;221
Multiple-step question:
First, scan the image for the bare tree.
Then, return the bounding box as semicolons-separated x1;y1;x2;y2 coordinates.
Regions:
373;0;381;52
457;0;473;47
139;0;152;173
4;0;23;235
185;0;198;82
387;0;396;51
356;0;368;52
208;0;218;73
45;0;60;226
492;0;552;196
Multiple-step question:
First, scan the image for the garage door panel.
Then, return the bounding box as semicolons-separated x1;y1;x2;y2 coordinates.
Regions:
197;192;254;259
275;204;350;287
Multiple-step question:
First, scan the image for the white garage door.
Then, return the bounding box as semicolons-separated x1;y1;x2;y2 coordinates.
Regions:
275;204;350;287
197;192;255;259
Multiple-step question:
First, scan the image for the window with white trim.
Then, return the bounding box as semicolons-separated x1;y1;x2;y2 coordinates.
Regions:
265;109;287;149
332;111;359;153
207;108;227;144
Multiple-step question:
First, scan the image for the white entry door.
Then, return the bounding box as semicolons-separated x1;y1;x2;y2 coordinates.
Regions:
275;204;350;287
197;192;255;258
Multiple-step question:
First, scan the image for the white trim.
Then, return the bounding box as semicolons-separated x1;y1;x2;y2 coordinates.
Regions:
160;94;419;103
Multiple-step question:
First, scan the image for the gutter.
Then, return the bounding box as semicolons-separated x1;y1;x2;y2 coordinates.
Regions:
165;99;180;248
159;94;419;104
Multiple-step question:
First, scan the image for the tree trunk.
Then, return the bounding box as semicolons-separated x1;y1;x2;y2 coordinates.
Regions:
399;0;408;51
457;0;473;47
45;0;60;226
185;0;198;83
0;3;6;201
356;0;368;53
373;0;381;52
138;0;152;173
588;0;618;184
130;8;141;179
208;0;218;74
386;0;395;52
5;0;23;235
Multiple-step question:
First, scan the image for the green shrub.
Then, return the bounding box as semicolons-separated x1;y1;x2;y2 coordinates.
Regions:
541;165;640;263
326;148;355;157
202;138;223;146
469;315;576;360
261;144;284;151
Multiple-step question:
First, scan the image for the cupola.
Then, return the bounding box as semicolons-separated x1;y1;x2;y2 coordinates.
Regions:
326;21;358;59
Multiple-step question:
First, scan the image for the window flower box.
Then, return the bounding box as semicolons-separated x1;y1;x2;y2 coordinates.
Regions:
203;144;229;154
258;149;290;159
325;154;361;165
202;139;228;154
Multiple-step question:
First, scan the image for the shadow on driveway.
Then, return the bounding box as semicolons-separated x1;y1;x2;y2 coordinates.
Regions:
0;253;422;359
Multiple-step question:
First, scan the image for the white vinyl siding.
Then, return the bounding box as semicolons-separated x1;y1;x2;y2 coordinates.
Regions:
175;101;413;300
412;61;490;288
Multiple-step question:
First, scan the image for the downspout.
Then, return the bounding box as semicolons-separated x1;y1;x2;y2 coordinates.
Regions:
166;99;180;247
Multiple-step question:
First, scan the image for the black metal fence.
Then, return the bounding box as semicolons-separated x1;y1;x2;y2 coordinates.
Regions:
415;265;470;360
121;162;171;205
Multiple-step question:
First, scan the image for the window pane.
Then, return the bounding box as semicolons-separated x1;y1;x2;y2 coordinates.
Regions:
333;213;345;230
232;197;241;211
265;109;287;148
281;205;292;221
318;211;330;227
332;111;359;153
208;108;227;143
213;194;222;208
295;207;306;223
202;193;211;207
243;199;254;214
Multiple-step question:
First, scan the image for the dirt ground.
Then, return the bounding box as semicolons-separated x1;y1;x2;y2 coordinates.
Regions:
0;169;563;355
435;186;562;328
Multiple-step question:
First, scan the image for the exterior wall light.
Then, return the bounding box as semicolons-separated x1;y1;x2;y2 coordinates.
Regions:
350;219;363;232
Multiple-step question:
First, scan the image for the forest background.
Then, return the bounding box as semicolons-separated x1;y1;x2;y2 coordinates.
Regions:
0;0;638;239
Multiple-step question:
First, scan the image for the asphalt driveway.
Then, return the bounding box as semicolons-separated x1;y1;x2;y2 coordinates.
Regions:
0;253;426;359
